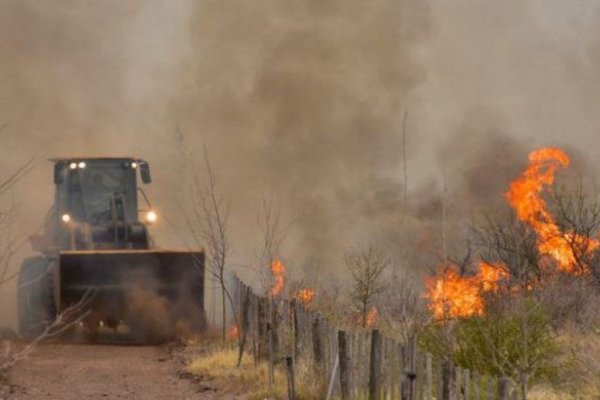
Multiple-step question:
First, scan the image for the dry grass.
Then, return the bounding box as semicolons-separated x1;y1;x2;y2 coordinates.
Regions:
524;327;600;399
187;328;600;399
187;346;322;400
551;328;600;399
528;384;585;400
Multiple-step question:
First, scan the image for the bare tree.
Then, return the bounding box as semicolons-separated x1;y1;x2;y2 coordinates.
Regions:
0;159;34;286
255;193;291;383
549;180;600;277
257;194;289;292
1;293;91;372
183;145;235;346
401;110;409;206
463;182;600;397
475;179;600;282
0;160;89;373
473;208;542;288
379;271;428;342
473;181;600;323
344;244;389;328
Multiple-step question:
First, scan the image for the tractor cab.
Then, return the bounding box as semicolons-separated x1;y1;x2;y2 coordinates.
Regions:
47;158;155;251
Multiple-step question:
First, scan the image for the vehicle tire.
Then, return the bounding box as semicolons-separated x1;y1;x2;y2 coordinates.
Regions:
17;257;56;339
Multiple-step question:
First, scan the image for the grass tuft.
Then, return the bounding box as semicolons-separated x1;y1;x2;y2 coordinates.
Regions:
187;347;321;400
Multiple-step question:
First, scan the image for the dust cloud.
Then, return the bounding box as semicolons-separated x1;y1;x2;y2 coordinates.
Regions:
1;1;600;325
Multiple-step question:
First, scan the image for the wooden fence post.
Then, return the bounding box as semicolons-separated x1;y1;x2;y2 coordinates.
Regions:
463;369;470;400
424;353;433;400
311;315;323;368
401;339;417;400
416;353;424;400
455;366;462;400
233;276;500;400
251;293;259;365
441;360;454;400
436;359;444;400
285;356;296;400
487;376;496;400
291;299;299;360
472;371;479;400
498;377;511;400
257;296;269;361
357;332;366;395
407;336;417;400
236;286;251;367
399;345;406;399
382;339;388;400
369;330;382;400
270;298;279;356
338;330;350;400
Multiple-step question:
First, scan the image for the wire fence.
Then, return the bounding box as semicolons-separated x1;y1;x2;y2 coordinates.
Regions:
232;276;515;400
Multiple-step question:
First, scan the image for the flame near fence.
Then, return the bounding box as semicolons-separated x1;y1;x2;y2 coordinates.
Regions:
232;276;516;400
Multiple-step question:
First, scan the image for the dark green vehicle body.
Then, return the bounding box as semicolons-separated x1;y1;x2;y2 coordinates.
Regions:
18;158;205;341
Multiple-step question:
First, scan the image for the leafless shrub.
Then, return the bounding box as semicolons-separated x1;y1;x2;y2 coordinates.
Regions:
532;273;600;330
344;244;389;328
182;145;235;346
471;185;600;328
379;271;428;342
0;293;91;372
257;193;290;287
559;327;600;397
0;159;89;373
473;207;542;287
255;193;293;382
0;159;33;287
548;180;600;278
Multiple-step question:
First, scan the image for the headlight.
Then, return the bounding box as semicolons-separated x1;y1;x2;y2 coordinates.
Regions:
61;214;71;223
69;162;77;170
131;162;138;169
145;210;157;224
78;161;86;169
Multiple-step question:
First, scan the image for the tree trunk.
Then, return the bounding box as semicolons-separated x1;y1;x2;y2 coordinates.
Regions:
221;279;227;346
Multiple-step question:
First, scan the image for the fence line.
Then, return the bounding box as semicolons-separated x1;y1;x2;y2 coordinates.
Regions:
231;276;514;400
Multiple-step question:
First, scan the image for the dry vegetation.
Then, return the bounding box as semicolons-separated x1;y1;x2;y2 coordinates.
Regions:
0;162;88;376
187;344;320;400
184;149;600;400
182;146;235;346
417;155;600;399
0;161;33;372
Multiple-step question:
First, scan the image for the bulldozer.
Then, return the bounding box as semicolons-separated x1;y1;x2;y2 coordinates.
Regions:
17;157;205;342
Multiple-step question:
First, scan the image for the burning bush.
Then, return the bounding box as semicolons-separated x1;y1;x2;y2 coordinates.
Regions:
421;147;600;397
426;147;600;320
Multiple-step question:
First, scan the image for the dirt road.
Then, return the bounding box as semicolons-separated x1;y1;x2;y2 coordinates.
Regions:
4;343;218;400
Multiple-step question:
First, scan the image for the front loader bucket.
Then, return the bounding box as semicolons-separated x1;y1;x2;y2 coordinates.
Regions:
58;249;205;340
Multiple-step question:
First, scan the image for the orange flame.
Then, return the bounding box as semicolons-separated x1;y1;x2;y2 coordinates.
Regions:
366;306;378;327
228;324;239;341
295;288;315;304
425;262;509;320
506;147;598;273
270;259;285;297
426;147;600;320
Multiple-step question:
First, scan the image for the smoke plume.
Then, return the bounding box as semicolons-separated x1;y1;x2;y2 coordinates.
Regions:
1;1;600;323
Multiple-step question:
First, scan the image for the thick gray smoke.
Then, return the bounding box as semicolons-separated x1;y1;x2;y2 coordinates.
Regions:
1;1;600;324
172;0;431;276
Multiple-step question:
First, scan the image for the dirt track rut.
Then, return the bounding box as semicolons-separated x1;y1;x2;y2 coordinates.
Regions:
4;343;216;399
